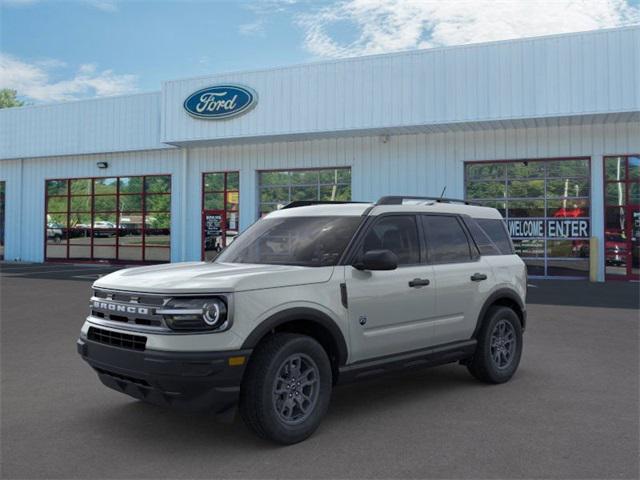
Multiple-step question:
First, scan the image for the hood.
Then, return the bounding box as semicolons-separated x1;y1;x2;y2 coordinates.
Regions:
93;261;335;294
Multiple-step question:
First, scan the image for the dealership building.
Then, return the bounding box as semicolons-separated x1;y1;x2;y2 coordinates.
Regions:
0;26;638;281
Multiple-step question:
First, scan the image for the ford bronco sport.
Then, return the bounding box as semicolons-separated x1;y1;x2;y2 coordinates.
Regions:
77;196;527;444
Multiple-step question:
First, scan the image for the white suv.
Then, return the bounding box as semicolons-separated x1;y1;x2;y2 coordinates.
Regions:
77;196;527;444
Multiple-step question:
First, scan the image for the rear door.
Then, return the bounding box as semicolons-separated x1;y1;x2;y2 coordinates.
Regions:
345;214;437;362
421;215;492;345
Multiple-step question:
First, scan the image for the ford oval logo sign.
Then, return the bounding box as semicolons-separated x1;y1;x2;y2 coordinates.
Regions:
183;84;257;120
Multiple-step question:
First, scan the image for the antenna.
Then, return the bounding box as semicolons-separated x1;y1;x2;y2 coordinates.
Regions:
439;186;447;201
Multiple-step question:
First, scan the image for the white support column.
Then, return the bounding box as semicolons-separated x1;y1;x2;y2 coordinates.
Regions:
239;169;257;231
590;155;605;282
179;148;188;262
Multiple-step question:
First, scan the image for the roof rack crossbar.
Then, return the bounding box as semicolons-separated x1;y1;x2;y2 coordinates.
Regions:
281;200;368;209
376;196;477;206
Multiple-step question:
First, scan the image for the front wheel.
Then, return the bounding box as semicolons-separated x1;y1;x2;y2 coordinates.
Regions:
467;306;523;384
239;333;332;444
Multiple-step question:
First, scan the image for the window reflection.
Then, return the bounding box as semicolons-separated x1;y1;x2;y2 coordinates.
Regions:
258;168;351;216
45;175;171;263
465;158;591;277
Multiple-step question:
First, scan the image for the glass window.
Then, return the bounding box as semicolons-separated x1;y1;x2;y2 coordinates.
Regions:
227;172;240;190
465;158;591;277
217;216;361;267
507;200;544;218
204;193;224;210
506;161;545;178
466;181;506;200
629;183;639;205
44;175;171;263
512;239;545;257
606;183;626;206
605;157;626;181
119;194;142;212
70;196;91;212
145;194;170;212
119;177;143;194
204;173;225;191
629;156;639;181
360;216;420;265
465;219;500;256
145;176;171;193
291;170;319;185
507;180;545;198
422;215;472;264
547;199;589;218
258;168;351;216
546;259;589;277
47;197;68;213
476;218;513;255
547;179;589;198
93;178;117;194
547;240;589;258
202;172;240;260
466;163;506;180
93;195;117;212
46;180;67;196
70;179;91;195
546;159;589;178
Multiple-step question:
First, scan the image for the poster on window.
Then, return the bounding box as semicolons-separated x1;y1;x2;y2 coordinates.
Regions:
508;219;590;238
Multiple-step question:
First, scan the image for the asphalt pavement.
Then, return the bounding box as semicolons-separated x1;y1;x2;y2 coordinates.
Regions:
1;262;638;479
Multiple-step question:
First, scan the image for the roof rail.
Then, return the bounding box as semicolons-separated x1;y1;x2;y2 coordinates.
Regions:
281;200;369;209
376;195;478;206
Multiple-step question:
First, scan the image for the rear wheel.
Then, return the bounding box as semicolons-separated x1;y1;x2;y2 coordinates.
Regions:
239;333;332;444
467;306;523;384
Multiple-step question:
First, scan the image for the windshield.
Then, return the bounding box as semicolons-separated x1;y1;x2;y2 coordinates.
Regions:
216;216;362;267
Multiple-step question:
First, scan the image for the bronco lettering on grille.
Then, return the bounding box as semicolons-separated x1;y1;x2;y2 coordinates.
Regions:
92;300;149;315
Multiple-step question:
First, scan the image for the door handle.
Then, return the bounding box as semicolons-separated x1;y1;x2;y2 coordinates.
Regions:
470;273;488;282
409;278;430;287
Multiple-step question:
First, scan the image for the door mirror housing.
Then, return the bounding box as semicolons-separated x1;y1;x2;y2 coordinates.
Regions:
354;249;398;271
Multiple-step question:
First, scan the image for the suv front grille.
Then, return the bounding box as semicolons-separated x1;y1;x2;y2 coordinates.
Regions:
88;326;147;351
90;288;169;330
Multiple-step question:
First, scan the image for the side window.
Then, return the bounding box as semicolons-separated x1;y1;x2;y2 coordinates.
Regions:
465;218;501;256
476;218;514;255
422;215;472;264
360;215;420;265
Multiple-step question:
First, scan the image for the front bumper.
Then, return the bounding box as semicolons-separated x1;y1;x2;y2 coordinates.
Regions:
77;337;251;414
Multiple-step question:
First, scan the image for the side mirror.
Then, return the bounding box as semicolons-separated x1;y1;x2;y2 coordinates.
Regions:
354;249;398;271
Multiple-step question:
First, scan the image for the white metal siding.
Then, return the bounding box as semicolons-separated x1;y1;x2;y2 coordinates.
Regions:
2;117;637;281
162;27;640;145
0;92;168;160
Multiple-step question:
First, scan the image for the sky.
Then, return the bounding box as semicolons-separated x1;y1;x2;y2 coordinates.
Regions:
1;0;639;104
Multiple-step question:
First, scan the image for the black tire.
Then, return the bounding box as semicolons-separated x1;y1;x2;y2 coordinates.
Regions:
467;306;523;384
239;333;332;445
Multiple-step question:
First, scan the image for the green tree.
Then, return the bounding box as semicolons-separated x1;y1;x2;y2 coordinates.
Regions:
0;89;24;109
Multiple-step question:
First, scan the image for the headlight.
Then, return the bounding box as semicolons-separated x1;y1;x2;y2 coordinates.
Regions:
158;297;230;332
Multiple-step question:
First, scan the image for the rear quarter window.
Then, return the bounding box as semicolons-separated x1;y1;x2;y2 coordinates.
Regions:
467;218;514;255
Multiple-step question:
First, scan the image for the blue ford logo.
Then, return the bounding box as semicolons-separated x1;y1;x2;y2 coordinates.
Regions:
183;84;257;120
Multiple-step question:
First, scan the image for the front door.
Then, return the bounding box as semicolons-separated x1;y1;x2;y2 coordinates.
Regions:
604;156;639;280
345;215;437;363
202;210;226;261
202;171;240;261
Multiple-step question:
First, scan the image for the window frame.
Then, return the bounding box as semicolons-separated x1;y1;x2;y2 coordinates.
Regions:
420;214;479;265
44;174;171;264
